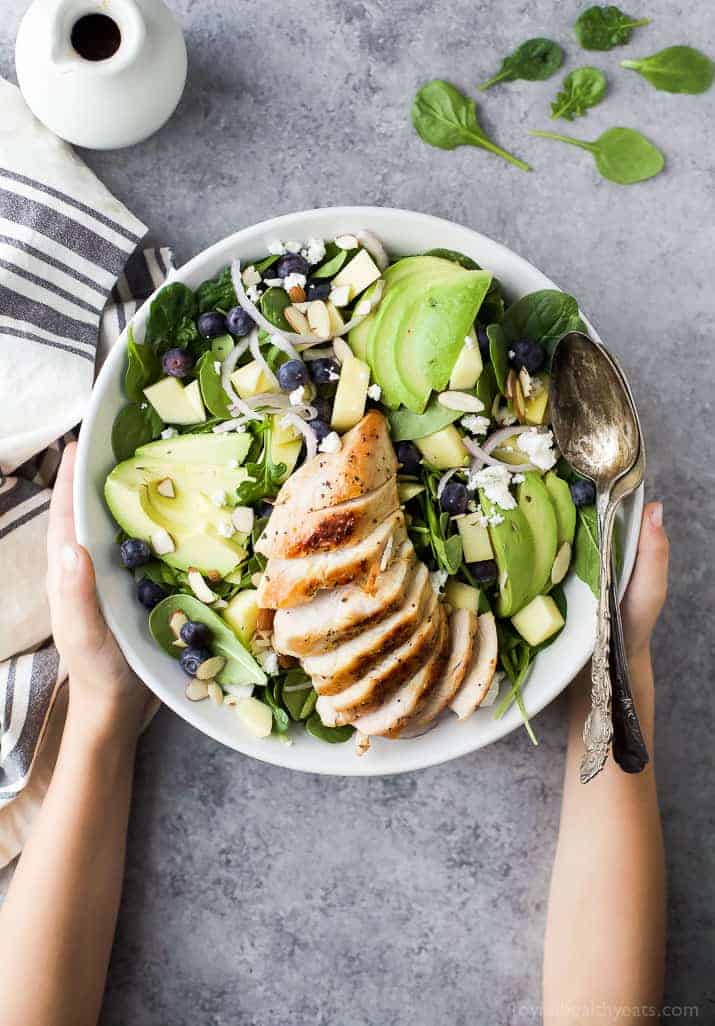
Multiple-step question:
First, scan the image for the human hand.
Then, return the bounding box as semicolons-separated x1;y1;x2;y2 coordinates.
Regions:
46;443;154;746
621;501;669;662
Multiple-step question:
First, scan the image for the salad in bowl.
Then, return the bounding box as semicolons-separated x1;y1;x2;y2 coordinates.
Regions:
101;220;615;758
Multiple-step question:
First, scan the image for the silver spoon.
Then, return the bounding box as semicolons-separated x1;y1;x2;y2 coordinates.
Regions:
549;331;640;783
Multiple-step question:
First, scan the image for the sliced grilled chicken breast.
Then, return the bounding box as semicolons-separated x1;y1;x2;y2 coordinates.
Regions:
256;478;399;559
258;510;406;610
449;612;498;719
272;543;416;658
304;563;432;691
271;410;397;515
401;608;478;735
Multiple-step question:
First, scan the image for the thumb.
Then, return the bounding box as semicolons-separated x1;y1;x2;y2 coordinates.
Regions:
49;541;110;659
621;502;669;656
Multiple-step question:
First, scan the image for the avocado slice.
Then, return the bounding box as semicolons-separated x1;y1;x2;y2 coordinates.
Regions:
544;471;576;547
105;433;252;576
515;471;559;598
348;280;381;362
480;492;535;617
149;594;266;687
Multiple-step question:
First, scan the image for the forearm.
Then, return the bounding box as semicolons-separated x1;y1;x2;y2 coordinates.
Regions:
0;691;137;1026
543;653;665;1023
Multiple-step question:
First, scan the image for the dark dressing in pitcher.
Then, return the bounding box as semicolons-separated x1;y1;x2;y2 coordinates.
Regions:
71;14;121;61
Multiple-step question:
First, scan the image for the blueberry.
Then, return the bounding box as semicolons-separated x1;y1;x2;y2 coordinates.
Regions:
180;646;212;677
476;323;491;363
180;620;212;647
309;358;340;385
197;311;227;339
309;396;333;423
310;419;333;442
440;481;469;515
256;500;274;519
395;441;422;476
161;347;194;378
275;253;309;278
306;279;331;301
467;559;498;583
225;306;254;337
136;577;167;609
120;537;151;569
277;359;310;392
509;338;545;375
569;478;596;508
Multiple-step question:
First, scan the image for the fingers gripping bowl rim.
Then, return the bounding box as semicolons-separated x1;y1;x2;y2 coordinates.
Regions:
74;207;643;777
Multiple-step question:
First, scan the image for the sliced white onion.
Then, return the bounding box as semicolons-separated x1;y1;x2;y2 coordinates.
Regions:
283;681;313;693
230;394;265;422
437;467;458;499
280;411;318;461
302;345;335;361
356;229;389;271
230;259;324;345
463;436;536;473
242;392;290;409
249;329;279;391
213;415;252;433
220;337;250;407
482;425;535;456
268;331;300;362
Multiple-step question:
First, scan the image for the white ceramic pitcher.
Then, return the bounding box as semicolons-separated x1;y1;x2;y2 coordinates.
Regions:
15;0;187;149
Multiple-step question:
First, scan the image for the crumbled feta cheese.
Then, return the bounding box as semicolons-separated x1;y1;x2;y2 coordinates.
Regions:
140;402;148;410
470;506;489;527
283;272;307;292
430;570;448;595
512;473;525;484
461;414;490;436
284;240;302;253
160;427;178;440
517;428;557;471
464;334;477;350
289;386;306;406
354;299;372;317
328;368;340;382
508;349;515;360
267;240;286;255
257;649;279;675
494;404;518;427
467;465;516;509
242;265;261;287
231;506;254;534
213;360;222;374
329;285;352;308
218;519;234;538
318;431;342;454
264;277;283;288
487;512;504;526
335;234;359;250
211;490;228;507
302;237;326;265
367;383;382;401
246;285;262;303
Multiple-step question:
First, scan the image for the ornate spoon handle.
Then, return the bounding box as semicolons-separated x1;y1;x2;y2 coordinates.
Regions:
580;492;617;783
609;567;649;773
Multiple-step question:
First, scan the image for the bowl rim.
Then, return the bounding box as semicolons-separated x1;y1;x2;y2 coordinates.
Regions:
75;205;643;776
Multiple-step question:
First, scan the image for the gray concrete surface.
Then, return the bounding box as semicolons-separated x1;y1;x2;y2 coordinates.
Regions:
2;1;714;1022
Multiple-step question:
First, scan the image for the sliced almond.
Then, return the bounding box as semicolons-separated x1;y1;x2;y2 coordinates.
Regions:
335;234;358;250
355;732;371;757
250;572;263;588
437;390;485;413
169;610;188;639
151;528;175;555
277;653;297;669
205;569;222;583
187;567;219;604
505;368;517;401
518;367;533;399
288;284;306;303
172;638;188;649
185;681;209;702
231;506;255;534
551;541;572;585
512;376;527;423
329;285;352;307
241;265;261;287
156;477;175;498
207;681;224;706
195;654;227;680
326;300;345;336
256;607;275;633
307;300;332;338
284;305;312;335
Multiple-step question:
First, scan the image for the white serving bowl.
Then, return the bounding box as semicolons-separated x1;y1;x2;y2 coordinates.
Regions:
75;207;643;776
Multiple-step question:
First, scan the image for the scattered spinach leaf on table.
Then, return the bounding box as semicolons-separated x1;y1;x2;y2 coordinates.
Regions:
550;67;607;120
621;46;713;94
124;324;161;401
111;402;164;462
574;6;650;50
411;80;530;171
529;127;664;185
478;38;564;91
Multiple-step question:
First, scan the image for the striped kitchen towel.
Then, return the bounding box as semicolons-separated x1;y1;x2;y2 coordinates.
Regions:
0;79;171;865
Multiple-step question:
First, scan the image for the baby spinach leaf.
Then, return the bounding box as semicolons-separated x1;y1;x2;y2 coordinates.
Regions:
236;429;288;506
550;67;607;120
423;248;480;270
419;473;463;575
388;397;462;441
501;289;585;355
573;504;600;596
411;80;530;171
197;351;232;419
197;267;236;313
280;669;315;721
262;685;291;733
574;6;650;50
487;324;509;393
305;713;355;744
478;279;506;325
260;287;291;330
529;127;664;185
124;325;161;401
478;38;563;91
474;364;498;413
111;402;163;462
621;46;713;94
145;283;200;353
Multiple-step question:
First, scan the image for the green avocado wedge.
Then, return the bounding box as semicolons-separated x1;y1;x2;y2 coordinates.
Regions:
480;492;535;617
544;471;576;546
149;594;266;688
515;472;559;597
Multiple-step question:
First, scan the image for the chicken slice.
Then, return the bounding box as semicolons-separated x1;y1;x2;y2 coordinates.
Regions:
399;608;478;735
256;478;399;559
257;510;406;610
271;410;397;515
348;611;451;738
449;612;499;719
272;542;416;658
315;588;441;718
303;562;432;692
